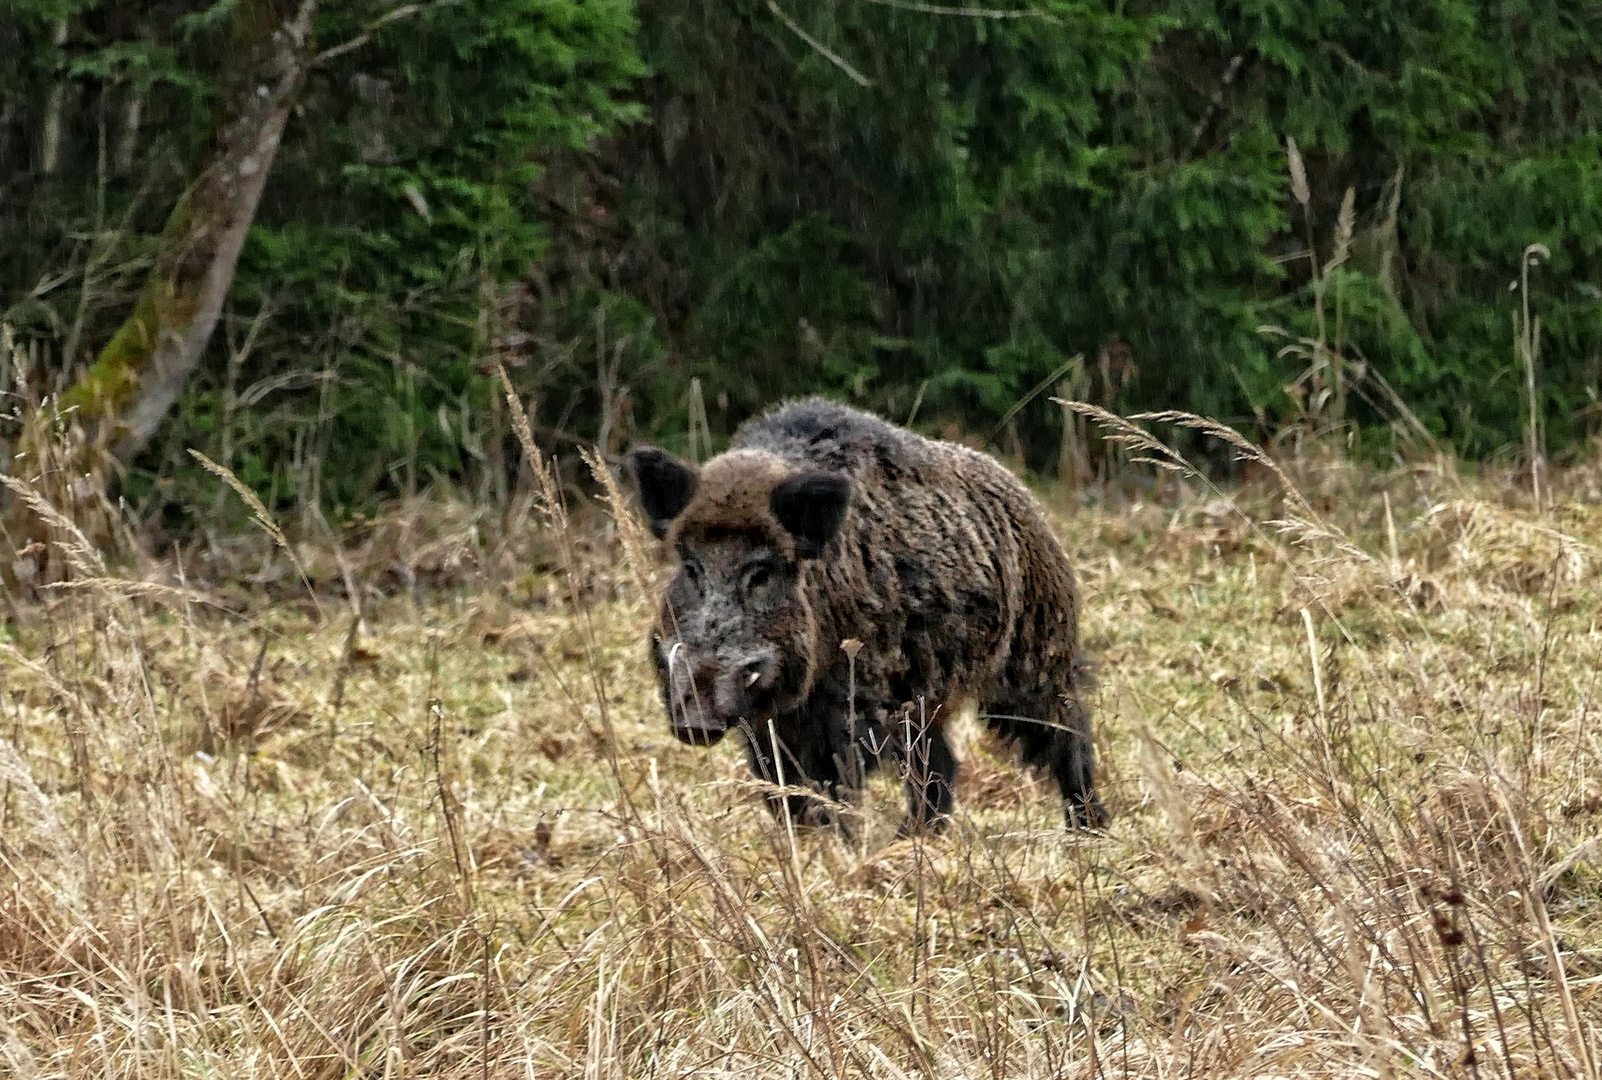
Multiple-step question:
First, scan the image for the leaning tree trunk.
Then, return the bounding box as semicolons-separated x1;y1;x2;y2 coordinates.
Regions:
7;0;316;584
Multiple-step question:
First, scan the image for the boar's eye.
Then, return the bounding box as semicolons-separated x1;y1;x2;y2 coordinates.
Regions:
741;561;774;595
679;554;705;590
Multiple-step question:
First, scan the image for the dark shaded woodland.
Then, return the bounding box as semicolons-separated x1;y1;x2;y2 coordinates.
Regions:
3;0;1600;527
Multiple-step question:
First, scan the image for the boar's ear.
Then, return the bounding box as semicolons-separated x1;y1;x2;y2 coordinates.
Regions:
626;446;698;538
771;472;851;559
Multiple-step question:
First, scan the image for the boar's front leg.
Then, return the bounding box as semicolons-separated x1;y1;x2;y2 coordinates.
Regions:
741;720;844;828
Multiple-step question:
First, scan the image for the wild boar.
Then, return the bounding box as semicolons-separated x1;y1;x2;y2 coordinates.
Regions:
627;397;1104;832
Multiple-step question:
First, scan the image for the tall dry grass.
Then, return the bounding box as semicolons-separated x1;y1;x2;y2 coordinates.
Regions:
0;399;1598;1078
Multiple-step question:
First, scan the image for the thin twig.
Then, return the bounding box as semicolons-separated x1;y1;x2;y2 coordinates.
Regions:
766;0;873;87
984;353;1084;450
313;0;464;66
863;0;1063;17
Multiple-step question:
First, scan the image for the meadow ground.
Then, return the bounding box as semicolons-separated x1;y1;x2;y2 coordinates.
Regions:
1;428;1600;1078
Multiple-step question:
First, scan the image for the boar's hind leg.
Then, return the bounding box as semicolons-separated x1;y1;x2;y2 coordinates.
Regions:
742;724;843;828
1053;691;1107;829
982;688;1106;830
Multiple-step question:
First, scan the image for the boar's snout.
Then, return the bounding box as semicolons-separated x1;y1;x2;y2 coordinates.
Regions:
663;643;779;746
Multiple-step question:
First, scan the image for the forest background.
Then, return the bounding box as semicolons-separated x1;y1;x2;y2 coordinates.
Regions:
3;0;1601;531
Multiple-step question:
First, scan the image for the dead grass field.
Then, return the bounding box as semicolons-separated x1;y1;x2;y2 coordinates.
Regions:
1;427;1600;1079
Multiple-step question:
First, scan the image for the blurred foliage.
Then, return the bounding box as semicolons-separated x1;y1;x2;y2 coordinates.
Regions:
2;0;1601;524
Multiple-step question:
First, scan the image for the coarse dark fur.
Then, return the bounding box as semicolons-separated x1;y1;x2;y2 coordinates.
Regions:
626;397;1105;833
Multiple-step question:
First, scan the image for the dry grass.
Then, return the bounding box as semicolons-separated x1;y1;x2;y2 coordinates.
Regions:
1;422;1600;1079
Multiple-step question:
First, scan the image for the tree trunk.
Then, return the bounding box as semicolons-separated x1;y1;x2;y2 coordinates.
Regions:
7;0;317;582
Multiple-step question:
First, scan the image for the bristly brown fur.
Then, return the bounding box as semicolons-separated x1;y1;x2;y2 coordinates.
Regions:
631;397;1104;832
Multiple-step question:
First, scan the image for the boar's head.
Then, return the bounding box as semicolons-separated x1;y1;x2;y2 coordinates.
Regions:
626;446;851;746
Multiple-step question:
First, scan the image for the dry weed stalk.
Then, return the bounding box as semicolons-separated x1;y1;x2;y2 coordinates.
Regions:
1516;243;1551;512
190;448;323;620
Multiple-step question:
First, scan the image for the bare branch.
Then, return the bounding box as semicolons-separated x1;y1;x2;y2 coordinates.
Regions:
314;0;463;67
861;0;1063;21
767;0;873;88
